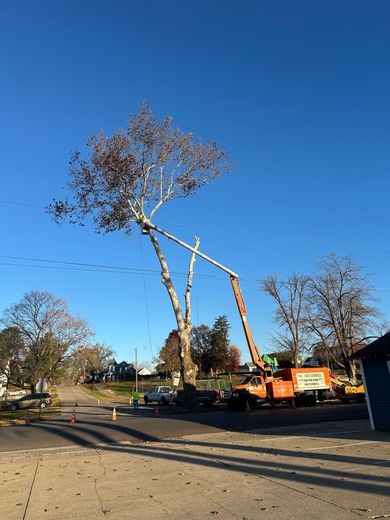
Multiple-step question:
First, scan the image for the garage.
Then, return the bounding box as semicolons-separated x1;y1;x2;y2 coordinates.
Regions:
353;332;390;431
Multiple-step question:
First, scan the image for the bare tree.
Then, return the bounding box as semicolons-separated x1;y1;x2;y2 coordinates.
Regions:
47;104;230;407
1;291;92;391
307;254;379;383
68;343;115;383
262;274;310;367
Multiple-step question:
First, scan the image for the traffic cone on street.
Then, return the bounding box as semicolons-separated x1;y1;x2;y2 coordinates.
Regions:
70;410;77;423
153;405;160;418
111;407;117;421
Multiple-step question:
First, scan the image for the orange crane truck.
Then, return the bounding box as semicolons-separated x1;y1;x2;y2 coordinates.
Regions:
139;217;332;410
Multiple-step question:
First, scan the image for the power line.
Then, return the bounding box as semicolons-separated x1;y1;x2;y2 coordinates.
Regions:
0;255;264;282
0;256;389;292
0;255;229;280
0;199;43;208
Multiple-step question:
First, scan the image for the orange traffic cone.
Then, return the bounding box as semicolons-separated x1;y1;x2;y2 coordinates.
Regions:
245;400;252;413
153;405;160;418
111;407;117;421
70;410;77;423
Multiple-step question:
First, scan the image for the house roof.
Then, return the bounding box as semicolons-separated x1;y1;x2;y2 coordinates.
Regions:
351;332;390;360
244;362;256;368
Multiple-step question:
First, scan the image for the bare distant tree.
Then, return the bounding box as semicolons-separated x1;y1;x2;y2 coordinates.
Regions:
47;104;230;407
307;254;379;383
262;274;310;367
1;291;92;391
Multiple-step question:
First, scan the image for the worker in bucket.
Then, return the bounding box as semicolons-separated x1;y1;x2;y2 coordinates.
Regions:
131;389;140;410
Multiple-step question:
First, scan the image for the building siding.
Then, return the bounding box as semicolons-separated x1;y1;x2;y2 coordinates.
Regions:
362;359;390;431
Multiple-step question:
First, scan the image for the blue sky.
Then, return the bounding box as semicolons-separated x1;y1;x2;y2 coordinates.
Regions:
1;1;389;365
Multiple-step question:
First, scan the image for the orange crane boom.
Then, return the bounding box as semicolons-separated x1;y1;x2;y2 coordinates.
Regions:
139;216;265;371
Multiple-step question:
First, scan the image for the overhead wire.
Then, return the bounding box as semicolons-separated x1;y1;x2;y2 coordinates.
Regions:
1;199;390;290
0;254;246;281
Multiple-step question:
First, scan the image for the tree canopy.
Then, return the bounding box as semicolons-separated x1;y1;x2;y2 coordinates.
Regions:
1;291;92;390
48;103;230;234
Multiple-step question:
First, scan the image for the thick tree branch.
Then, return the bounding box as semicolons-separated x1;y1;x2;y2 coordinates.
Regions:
185;237;200;325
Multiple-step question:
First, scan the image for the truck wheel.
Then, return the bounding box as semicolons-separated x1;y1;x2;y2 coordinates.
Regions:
306;394;317;407
245;397;255;411
40;402;47;409
268;394;276;408
144;396;149;405
11;404;19;411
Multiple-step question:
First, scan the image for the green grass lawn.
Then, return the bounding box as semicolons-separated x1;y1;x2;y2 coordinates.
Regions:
104;381;164;397
0;406;60;425
79;384;111;400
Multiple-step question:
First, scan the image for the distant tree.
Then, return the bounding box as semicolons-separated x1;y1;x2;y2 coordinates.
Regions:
203;315;230;374
262;274;310;367
69;343;115;382
157;330;181;377
225;344;241;372
0;327;25;387
1;291;92;391
191;324;212;373
48;103;230;408
268;350;294;369
307;254;380;383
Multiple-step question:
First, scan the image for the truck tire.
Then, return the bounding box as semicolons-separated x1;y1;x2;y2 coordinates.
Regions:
305;394;317;407
144;396;149;406
11;404;19;411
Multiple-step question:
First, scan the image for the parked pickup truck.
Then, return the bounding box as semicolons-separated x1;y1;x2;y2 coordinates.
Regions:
143;386;174;406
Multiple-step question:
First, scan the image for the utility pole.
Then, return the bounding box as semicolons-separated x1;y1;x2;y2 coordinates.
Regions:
135;347;138;393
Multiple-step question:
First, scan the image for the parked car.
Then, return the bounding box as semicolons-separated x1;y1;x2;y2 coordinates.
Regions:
6;393;52;411
143;386;174;405
4;389;27;398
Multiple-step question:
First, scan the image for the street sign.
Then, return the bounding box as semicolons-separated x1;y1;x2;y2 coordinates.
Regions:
172;371;180;388
35;379;48;393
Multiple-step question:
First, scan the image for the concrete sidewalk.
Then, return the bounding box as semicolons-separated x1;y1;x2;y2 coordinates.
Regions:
0;419;389;520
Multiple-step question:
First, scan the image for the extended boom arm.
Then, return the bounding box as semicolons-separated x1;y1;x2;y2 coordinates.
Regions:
140;217;265;371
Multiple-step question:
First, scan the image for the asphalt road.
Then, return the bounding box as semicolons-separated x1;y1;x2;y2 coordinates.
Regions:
0;385;369;454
